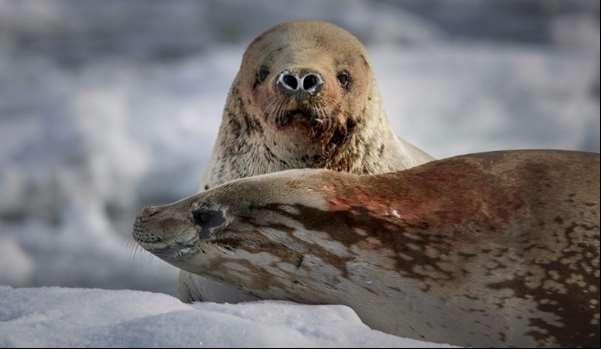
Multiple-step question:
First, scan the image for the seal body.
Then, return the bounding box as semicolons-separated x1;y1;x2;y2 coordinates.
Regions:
183;20;433;302
134;150;600;347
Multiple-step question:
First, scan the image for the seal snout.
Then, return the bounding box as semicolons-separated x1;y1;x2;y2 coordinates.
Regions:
276;69;324;96
132;205;186;246
132;207;165;244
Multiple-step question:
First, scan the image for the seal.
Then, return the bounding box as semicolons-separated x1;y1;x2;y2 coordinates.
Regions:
202;20;432;188
134;150;600;347
184;20;434;302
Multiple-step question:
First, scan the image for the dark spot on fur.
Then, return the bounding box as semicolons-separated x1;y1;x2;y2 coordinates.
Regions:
360;54;369;68
229;117;242;138
253;65;270;89
262;144;289;167
295;255;304;269
330;127;346;147
263;144;276;161
328;117;356;150
211;237;242;250
346;117;357;132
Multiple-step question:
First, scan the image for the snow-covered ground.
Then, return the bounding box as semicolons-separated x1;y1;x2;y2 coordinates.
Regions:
0;1;599;346
0;287;453;347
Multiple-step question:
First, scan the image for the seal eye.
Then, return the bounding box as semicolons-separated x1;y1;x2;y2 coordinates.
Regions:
337;70;351;89
257;66;270;83
192;208;226;240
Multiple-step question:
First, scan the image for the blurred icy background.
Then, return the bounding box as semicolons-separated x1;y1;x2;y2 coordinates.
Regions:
0;0;599;295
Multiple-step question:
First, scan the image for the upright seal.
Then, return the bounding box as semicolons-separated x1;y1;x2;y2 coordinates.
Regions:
183;20;434;302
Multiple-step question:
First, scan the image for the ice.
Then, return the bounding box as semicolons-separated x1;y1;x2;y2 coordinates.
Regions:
0;287;453;347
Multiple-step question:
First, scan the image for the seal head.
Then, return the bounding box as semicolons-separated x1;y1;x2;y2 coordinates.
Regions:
241;21;371;167
207;21;433;187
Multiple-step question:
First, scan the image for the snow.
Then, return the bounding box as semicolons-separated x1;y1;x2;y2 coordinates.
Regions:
0;287;452;347
0;1;598;346
0;238;33;286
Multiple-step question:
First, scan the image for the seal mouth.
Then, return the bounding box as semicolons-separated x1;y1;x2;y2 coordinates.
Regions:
275;107;321;129
268;102;356;161
136;234;201;260
133;218;201;260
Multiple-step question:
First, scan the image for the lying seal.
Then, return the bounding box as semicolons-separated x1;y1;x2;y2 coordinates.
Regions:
134;150;600;347
185;20;433;302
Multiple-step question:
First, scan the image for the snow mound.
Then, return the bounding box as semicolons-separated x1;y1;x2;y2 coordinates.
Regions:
0;287;453;348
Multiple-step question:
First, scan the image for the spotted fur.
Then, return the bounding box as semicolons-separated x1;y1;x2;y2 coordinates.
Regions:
134;150;600;347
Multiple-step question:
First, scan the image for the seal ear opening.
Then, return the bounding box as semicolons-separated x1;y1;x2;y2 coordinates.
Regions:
192;208;226;240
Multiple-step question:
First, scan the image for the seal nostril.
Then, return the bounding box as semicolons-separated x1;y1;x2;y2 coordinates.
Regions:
302;74;319;91
282;74;298;90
